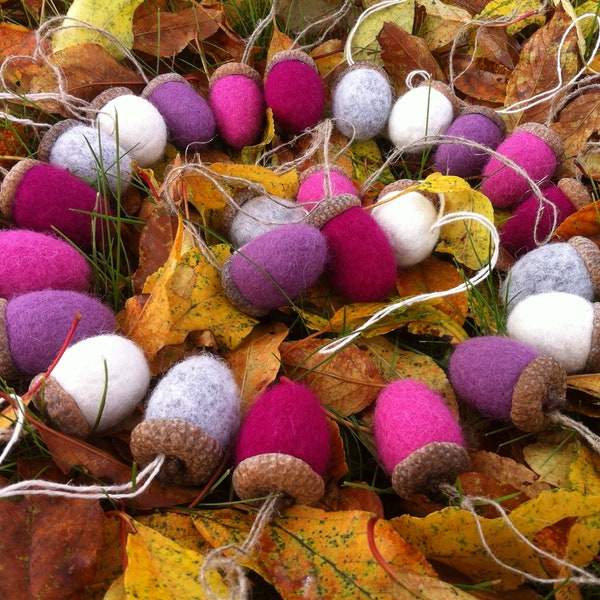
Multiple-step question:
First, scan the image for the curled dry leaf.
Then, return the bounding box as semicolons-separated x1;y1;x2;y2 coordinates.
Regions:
553;203;600;247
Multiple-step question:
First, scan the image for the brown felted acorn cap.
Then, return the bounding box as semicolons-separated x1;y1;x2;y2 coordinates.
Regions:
585;303;600;373
304;193;361;229
220;254;270;318
417;80;462;117
29;374;92;439
37;119;80;162
568;236;600;296
141;73;190;99
86;86;135;121
298;162;353;186
265;49;318;78
0;298;20;381
557;177;592;210
219;188;258;236
329;60;391;93
514;122;564;161
391;442;470;497
232;452;325;505
130;417;224;486
209;62;263;89
458;104;507;134
377;179;439;207
510;355;567;432
0;158;39;218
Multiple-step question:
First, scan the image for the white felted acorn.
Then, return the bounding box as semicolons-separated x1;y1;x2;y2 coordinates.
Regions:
30;334;150;438
130;354;241;486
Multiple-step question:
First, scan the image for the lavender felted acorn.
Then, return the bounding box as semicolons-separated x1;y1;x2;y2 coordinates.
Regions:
30;334;150;439
142;73;217;151
296;164;358;210
209;62;265;149
232;378;330;505
448;335;567;432
373;379;469;496
37;119;133;197
221;222;328;317
0;289;116;379
264;50;325;135
0;229;91;298
0;159;113;248
130;354;241;486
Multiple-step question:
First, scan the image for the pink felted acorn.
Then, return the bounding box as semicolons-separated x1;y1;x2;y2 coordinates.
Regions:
264;50;325;135
130;354;241;486
209;62;265;150
0;229;91;298
0;290;116;380
30;334;150;439
0;159;113;248
142;73;217;151
232;378;330;505
296;164;359;210
373;379;469;496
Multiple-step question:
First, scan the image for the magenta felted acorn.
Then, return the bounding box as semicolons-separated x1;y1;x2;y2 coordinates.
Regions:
232;378;330;505
0;159;113;248
221;222;328;317
480;122;564;209
296;164;358;210
448;335;567;431
373;379;469;496
264;49;325;135
142;73;217;151
0;229;91;298
0;289;116;379
209;62;265;150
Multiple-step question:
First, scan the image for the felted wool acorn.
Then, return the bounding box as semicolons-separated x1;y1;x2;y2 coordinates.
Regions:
91;87;168;167
232;378;330;505
209;62;265;149
0;159;113;248
296;164;358;210
500;236;600;313
331;61;393;141
29;334;150;438
500;179;590;257
373;379;469;496
433;106;506;177
480;122;564;209
387;80;460;152
142;73;217;151
0;289;116;379
264;50;325;135
37;119;132;197
221;222;328;317
130;354;240;486
371;180;440;267
0;229;91;298
448;335;567;432
506;291;600;374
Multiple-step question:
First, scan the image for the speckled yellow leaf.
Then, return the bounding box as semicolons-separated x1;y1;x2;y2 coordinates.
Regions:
240;108;275;164
418;0;471;52
523;439;579;487
477;0;545;36
569;444;600;495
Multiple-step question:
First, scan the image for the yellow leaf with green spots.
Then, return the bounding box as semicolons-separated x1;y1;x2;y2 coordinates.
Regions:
418;0;472;52
350;139;395;194
569;444;600;495
477;0;545;36
522;439;579;487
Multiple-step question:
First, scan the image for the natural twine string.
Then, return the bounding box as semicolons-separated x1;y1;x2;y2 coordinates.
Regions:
241;0;280;65
290;0;353;52
0;394;27;462
548;411;600;456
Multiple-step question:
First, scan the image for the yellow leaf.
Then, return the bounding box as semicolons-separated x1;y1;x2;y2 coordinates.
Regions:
103;574;126;599
569;444;600;495
418;0;472;52
523;439;579;487
240;108;275;164
136;512;210;554
51;0;143;60
477;0;546;36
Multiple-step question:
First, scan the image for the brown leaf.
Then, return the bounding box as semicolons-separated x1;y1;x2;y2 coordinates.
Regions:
320;483;385;518
452;54;511;104
0;23;42;88
473;26;520;71
553;203;600;246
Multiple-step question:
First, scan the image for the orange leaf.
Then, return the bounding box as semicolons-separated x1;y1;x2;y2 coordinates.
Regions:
553;203;600;245
452;54;511;104
266;20;293;63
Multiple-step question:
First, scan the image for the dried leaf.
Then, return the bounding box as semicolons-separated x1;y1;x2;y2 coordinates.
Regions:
311;38;344;79
418;0;472;52
266;20;293;63
240;108;275;165
320;483;385;517
553;202;600;246
477;0;545;36
568;444;600;496
0;23;41;87
522;439;579;487
351;140;395;202
452;53;511;104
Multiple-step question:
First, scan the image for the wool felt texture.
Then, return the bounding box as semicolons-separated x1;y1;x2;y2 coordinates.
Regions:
506;291;594;374
95;94;168;167
210;73;265;149
387;86;454;150
296;169;358;210
146;80;216;150
5;290;116;375
46;123;132;197
332;64;392;141
49;334;150;432
433;112;505;177
321;207;397;302
480;131;558;209
227;195;308;248
500;185;576;258
373;379;465;475
144;354;240;450
0;229;91;298
8;162;113;249
264;59;325;134
371;189;439;267
448;336;540;421
234;378;330;476
500;242;594;313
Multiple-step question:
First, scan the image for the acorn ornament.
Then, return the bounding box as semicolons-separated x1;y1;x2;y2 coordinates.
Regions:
296;164;358;209
232;378;330;505
30;334;150;439
130;354;241;486
373;379;469;496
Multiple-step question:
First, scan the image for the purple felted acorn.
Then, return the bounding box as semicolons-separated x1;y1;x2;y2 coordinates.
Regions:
448;335;567;431
373;379;469;496
0;160;113;249
0;290;116;379
233;378;330;505
0;229;91;298
209;62;265;150
264;50;325;135
142;73;217;151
